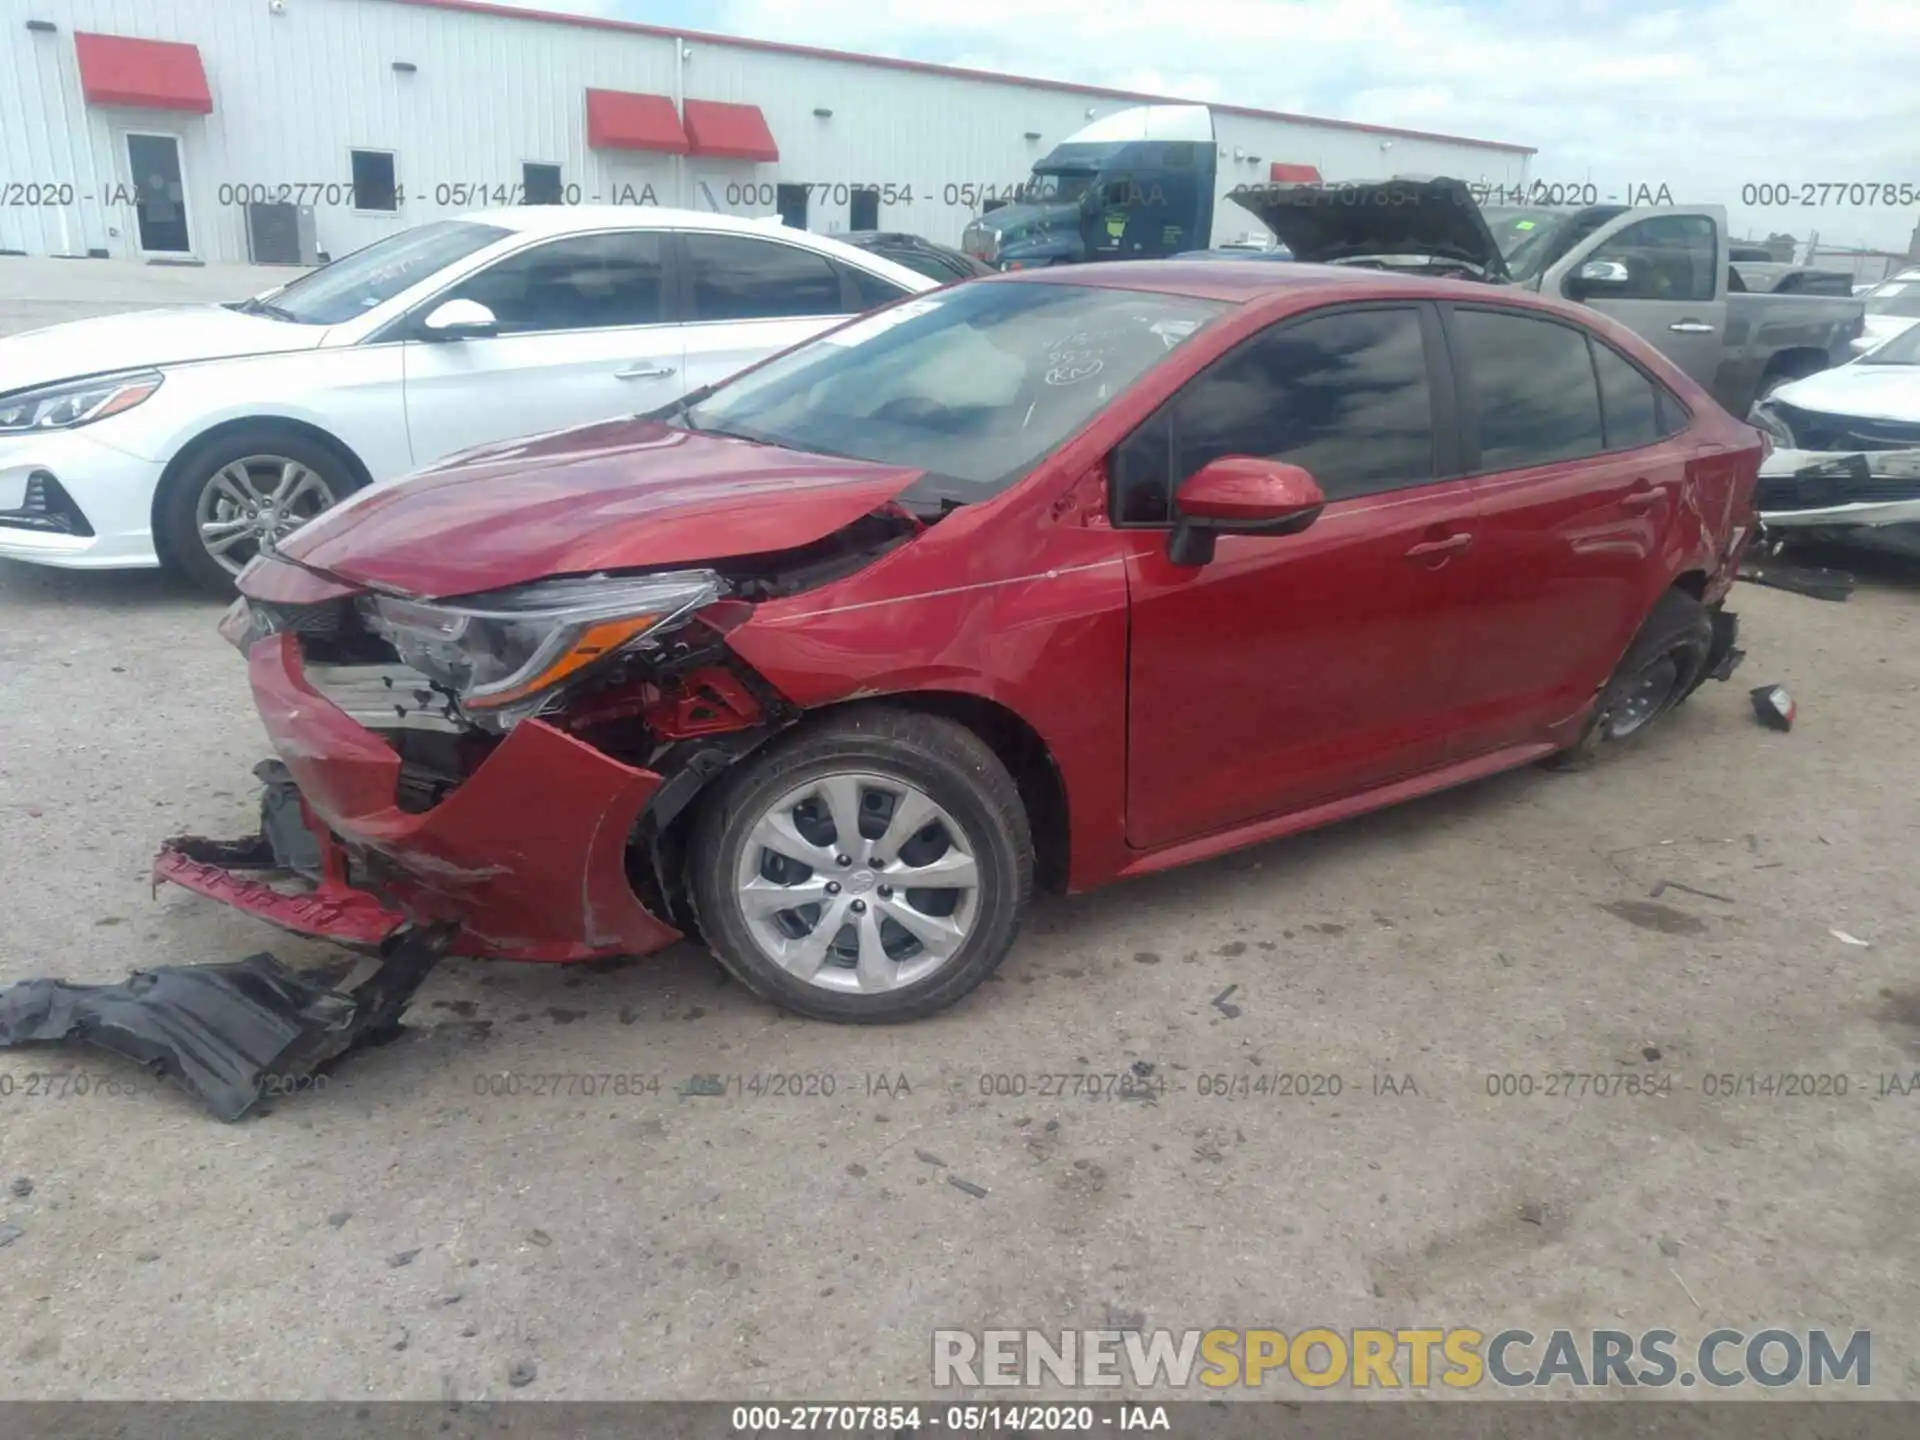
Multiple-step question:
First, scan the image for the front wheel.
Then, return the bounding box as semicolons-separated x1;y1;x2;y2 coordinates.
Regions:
156;425;360;595
687;708;1034;1022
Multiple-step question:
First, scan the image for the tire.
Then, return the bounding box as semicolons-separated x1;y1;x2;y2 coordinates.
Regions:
155;425;362;596
687;707;1034;1023
1548;589;1714;770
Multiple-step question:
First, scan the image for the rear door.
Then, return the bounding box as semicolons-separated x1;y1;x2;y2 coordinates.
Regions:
1118;302;1487;850
1439;302;1692;751
1544;208;1727;392
400;229;680;464
674;230;915;394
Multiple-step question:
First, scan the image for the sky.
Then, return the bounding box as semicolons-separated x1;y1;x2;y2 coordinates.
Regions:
520;0;1920;257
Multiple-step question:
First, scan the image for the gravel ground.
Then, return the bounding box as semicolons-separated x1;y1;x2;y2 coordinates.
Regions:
0;265;1916;1405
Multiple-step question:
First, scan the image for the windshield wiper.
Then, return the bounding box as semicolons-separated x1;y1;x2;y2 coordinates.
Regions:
230;297;299;322
639;384;720;424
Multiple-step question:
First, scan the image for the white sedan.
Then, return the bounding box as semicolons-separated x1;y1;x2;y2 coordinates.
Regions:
1750;319;1920;556
0;207;934;592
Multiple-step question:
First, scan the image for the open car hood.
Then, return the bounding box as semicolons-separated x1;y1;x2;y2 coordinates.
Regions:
1228;176;1508;278
273;419;926;599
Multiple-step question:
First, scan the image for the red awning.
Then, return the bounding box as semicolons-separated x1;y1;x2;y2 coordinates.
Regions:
585;88;689;153
682;100;779;162
73;32;213;114
1269;163;1322;183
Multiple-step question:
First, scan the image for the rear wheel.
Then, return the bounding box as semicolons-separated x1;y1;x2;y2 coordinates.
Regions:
1549;589;1714;769
156;425;360;595
687;708;1033;1023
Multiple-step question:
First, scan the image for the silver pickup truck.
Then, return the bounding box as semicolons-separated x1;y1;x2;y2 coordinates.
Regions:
1232;179;1866;417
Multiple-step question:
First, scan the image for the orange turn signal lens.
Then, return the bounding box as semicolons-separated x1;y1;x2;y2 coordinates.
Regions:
462;612;663;709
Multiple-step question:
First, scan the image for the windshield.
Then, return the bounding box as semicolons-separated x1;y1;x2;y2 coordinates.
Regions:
682;281;1225;503
1030;170;1096;205
242;220;510;325
1492;206;1624;283
1860;320;1920;365
1864;280;1920;319
1483;207;1566;261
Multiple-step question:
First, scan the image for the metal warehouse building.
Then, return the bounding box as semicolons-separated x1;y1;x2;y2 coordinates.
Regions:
2;0;1535;266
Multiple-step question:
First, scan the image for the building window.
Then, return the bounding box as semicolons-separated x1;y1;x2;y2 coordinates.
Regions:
350;150;398;212
849;186;879;231
775;183;809;230
522;163;563;205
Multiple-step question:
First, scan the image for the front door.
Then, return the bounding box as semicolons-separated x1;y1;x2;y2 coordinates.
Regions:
401;229;682;465
125;133;191;255
1117;303;1485;851
1544;209;1727;397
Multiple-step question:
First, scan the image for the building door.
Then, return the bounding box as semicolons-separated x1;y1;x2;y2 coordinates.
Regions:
849;186;879;231
125;133;191;255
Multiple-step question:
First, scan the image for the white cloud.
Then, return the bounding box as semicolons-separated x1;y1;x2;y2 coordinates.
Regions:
519;0;1920;253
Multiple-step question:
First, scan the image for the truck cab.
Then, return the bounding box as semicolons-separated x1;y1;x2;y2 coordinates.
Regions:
961;105;1218;269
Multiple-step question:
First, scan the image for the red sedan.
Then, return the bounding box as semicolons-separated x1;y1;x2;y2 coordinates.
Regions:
166;261;1760;1022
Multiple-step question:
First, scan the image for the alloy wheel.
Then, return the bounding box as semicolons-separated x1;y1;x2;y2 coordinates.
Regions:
193;454;341;575
730;771;981;994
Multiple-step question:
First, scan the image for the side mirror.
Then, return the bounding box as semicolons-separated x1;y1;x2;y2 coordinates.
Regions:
420;297;498;340
1569;258;1631;297
1166;457;1326;567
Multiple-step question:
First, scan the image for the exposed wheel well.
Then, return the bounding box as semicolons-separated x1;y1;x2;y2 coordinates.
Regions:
1759;347;1830;383
869;693;1070;892
1671;569;1708;601
149;418;374;568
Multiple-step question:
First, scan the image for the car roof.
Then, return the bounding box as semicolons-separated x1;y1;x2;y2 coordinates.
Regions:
454;206;935;289
988;259;1516;304
465;204;798;235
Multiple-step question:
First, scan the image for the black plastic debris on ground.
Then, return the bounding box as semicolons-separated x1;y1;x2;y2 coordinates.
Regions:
0;925;452;1122
1738;558;1854;602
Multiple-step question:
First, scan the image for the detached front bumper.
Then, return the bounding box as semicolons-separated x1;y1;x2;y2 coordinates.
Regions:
1757;447;1920;530
155;633;682;963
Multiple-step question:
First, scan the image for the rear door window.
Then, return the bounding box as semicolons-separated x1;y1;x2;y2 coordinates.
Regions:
1451;308;1605;470
682;232;847;321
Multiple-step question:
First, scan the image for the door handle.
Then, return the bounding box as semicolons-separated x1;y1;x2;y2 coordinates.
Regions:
1403;533;1474;561
1620;484;1661;512
1668;320;1715;334
615;362;677;380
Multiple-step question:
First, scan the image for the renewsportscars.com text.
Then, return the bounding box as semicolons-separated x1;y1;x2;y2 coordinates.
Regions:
932;1327;1871;1390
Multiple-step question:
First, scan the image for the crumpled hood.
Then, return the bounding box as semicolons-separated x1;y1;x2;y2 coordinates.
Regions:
1229;176;1508;277
0;305;325;393
1771;362;1920;424
273;418;927;599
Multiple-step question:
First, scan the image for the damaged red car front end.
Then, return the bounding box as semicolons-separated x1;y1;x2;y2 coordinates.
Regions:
156;418;928;965
157;634;678;961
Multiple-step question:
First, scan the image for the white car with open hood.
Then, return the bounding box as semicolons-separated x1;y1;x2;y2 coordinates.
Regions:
0;207;933;592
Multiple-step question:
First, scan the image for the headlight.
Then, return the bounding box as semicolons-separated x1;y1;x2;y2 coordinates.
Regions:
358;570;723;728
1748;400;1794;446
0;371;163;433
